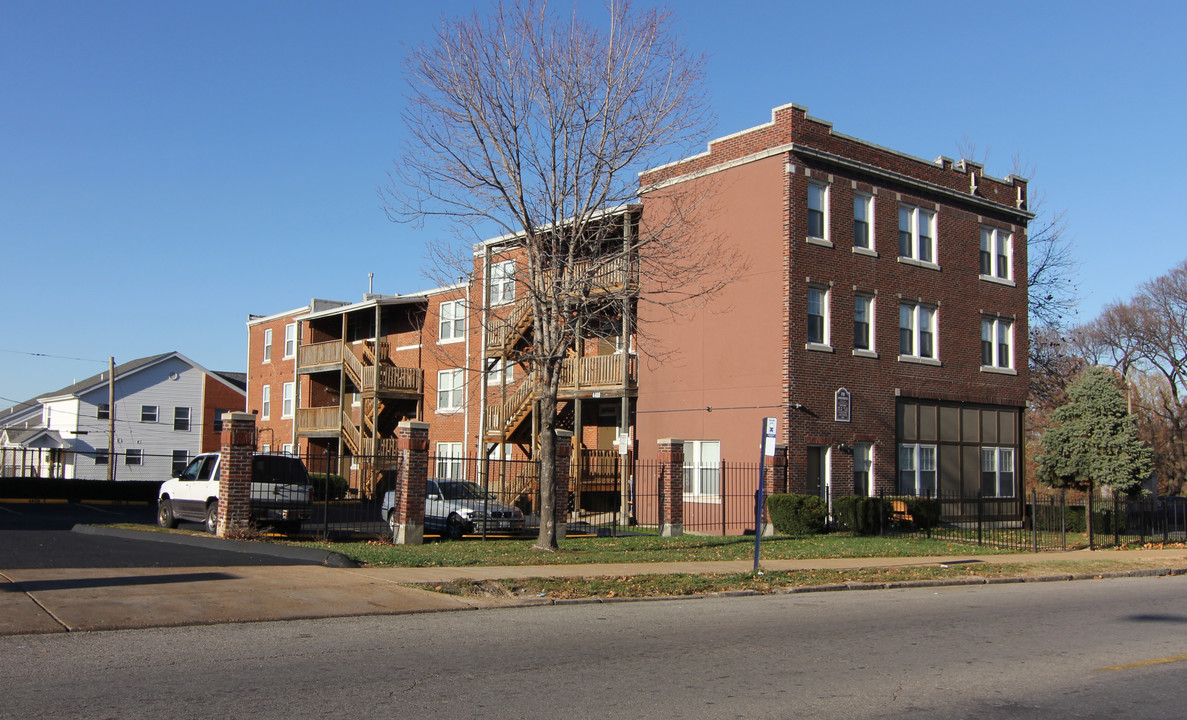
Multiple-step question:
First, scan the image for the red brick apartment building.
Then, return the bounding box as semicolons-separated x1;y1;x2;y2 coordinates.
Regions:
637;104;1031;508
246;103;1030;514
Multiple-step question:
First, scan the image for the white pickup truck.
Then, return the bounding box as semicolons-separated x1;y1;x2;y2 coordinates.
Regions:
157;452;313;533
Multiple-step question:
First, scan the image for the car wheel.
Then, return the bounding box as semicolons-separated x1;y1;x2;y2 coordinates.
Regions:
205;501;218;534
157;498;177;529
446;513;468;540
387;509;398;533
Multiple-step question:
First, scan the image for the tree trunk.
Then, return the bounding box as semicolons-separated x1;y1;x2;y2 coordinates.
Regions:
534;373;561;551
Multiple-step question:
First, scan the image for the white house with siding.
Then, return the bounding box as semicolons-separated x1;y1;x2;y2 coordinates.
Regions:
0;352;246;481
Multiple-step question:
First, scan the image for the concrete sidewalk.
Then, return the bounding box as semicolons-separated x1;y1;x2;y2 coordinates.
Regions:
3;525;1186;636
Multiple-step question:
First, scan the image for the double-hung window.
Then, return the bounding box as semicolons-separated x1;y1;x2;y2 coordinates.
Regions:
898;443;936;496
284;323;297;359
141;405;158;423
898;205;936;264
171;450;189;476
97;404;110;420
853;193;873;250
490;261;515;305
173;407;190;431
981;317;1014;370
807;182;829;241
437;369;464;412
263;328;273;362
683;440;720;499
281;382;294;419
854;294;874;352
979;227;1013;281
980;447;1016;497
487;359;513;385
807;286;830;347
439;300;466;343
125;449;143;466
899;303;937;361
261;385;271;420
435;442;464;480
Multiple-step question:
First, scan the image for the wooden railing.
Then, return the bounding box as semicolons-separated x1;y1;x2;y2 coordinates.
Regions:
483;255;636;353
297;340;343;368
340;411;361;455
484;354;636;437
367;365;423;393
295;406;339;432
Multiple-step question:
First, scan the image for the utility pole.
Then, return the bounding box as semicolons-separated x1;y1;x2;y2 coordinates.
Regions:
107;356;115;482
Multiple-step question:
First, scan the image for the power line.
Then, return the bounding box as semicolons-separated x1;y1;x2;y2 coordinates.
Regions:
0;348;108;364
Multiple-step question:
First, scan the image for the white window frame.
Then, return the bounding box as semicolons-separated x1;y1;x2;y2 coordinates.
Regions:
981;316;1014;371
683;440;721;500
898;443;936;496
899;302;937;362
125;449;143;466
853;192;874;251
854;293;875;355
263;328;273;363
96;403;109;420
141;405;158;423
173;407;190;432
438;299;466;344
281;382;294;419
981;447;1016;498
487;358;514;385
282;443;295;456
979;226;1013;282
283;323;297;359
435;442;465;480
806;285;831;349
898;205;936;265
261;385;271;420
490;261;515;306
437;369;464;412
93;449;109;465
853;442;874;497
807;182;829;243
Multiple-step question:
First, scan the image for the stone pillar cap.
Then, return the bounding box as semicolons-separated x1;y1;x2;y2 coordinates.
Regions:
398;421;431;430
222;411;256;422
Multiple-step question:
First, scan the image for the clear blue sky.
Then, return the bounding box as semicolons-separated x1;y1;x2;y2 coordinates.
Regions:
2;0;1184;408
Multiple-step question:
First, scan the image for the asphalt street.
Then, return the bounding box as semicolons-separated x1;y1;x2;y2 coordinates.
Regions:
4;575;1187;719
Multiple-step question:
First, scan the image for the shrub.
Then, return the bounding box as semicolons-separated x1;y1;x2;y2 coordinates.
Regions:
309;473;349;501
766;493;827;536
832;495;886;535
902;497;941;531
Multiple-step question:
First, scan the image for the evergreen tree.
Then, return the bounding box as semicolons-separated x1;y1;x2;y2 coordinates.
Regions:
1037;366;1154;502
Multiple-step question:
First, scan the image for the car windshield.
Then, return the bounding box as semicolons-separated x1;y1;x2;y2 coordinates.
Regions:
252;456;310;485
438;481;492;501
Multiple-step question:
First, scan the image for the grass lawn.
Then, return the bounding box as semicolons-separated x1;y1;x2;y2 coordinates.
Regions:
284;533;1016;568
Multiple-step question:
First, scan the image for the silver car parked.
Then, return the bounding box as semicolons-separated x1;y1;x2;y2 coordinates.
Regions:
381;479;525;539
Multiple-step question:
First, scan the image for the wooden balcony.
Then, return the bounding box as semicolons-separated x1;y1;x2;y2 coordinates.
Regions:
295;406;339;434
297;340;422;397
484;255;637;356
484;353;636;437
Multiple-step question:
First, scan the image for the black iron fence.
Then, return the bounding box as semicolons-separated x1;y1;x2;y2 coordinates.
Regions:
884;489;1187;551
630;458;785;536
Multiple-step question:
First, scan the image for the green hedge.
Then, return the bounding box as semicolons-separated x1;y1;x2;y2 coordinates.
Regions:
766;493;827;536
1026;505;1126;534
309;473;350;501
832;496;887;535
899;497;941;531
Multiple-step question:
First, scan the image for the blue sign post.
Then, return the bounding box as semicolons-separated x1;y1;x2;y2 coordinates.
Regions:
754;417;778;572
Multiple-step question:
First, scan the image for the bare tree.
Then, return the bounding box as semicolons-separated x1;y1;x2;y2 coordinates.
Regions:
1079;260;1187;495
385;1;726;550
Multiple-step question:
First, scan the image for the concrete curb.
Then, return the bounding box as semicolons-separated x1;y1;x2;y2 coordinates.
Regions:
71;524;358;568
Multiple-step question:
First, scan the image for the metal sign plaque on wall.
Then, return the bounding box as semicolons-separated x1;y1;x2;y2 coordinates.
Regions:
835;388;851;423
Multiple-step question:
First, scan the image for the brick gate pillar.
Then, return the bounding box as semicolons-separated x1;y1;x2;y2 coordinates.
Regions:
394;421;429;545
554;430;572;539
657;438;684;537
217;412;256;537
